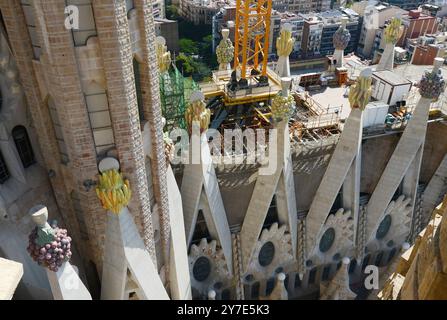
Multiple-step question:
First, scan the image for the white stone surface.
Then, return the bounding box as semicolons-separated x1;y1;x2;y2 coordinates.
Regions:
376;43;395;71
181;134;233;273
0;258;23;300
240;121;297;271
333;49;344;68
275;55;291;78
46;263;91;300
167;166;192;300
101;208;169;300
365;96;432;239
306;108;363;251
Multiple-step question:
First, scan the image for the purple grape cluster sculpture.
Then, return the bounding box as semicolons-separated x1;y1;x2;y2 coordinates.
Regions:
333;27;351;50
27;221;72;272
419;69;445;100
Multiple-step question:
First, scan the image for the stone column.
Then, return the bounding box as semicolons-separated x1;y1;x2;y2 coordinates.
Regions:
275;24;295;77
332;17;350;69
240;78;298;272
366;58;446;242
182;91;233;273
376;18;403;71
91;0;156;261
96;158;168;300
305;68;372;254
134;0;171;268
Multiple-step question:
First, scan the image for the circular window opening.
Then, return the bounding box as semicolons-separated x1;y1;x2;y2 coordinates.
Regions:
306;259;313;267
214;282;223;290
245;274;254;282
193;256;211;282
258;241;275;267
332;253;341;261
376;215;392;240
275;267;284;274
319;228;336;253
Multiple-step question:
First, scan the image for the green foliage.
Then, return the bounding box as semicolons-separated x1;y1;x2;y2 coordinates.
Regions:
166;5;179;20
179;38;199;55
175;53;211;82
171;6;218;79
176;53;195;75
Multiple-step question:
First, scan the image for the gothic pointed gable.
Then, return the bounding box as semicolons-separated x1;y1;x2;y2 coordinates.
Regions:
240;120;298;272
366;59;446;243
181;134;233;273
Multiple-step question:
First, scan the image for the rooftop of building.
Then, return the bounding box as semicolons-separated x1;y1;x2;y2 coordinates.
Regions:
305;86;351;120
372;70;413;86
154;18;177;24
402;9;436;20
184;0;235;9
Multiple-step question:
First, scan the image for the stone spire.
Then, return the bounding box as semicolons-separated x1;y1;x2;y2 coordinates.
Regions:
364;58;445;248
268;273;289;300
27;206;72;272
27;205;91;300
208;290;217;300
419;57;446;101
348;68;373;111
332;17;351;68
216;29;234;71
96;161;132;215
97;157;169;300
320;257;356;300
185;91;211;134
305;69;371;257
271;77;296;123
376;17;403;71
275;23;295;77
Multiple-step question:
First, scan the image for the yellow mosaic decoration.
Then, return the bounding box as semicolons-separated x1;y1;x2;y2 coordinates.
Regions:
156;38;171;73
348;70;372;111
384;18;403;45
96;169;132;214
271;93;295;122
276;29;295;57
185;94;211;134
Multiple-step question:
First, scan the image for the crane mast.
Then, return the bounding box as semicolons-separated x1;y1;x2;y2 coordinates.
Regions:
233;0;273;79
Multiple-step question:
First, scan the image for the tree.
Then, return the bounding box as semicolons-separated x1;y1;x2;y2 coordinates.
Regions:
175;53;211;82
166;5;179;20
176;53;195;75
179;38;199;55
199;35;218;69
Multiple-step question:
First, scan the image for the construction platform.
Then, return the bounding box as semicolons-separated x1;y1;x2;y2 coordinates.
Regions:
199;67;283;107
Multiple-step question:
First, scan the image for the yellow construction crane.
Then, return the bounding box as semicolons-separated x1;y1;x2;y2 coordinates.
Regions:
233;0;273;79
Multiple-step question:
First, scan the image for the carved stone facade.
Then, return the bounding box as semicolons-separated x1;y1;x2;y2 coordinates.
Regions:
0;0;167;298
0;1;446;301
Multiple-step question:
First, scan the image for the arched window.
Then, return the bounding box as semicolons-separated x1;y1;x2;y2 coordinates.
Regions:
322;265;331;281
308;267;317;285
349;259;357;274
251;281;260;299
12;126;35;168
221;289;231;300
266;277;275;295
294;273;301;288
0;150;10;184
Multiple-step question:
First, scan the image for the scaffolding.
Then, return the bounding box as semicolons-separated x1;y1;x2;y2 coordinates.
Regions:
159;65;199;131
290;92;342;145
